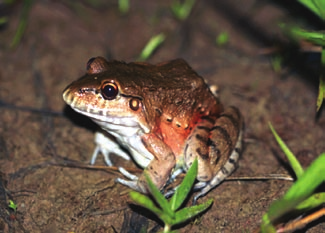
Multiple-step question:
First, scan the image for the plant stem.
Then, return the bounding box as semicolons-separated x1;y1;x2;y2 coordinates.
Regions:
164;224;171;232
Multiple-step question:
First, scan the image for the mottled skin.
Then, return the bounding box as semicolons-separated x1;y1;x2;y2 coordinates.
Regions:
63;57;243;201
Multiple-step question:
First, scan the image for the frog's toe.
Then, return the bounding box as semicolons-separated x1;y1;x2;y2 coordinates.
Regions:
118;167;139;180
164;181;207;201
193;181;208;191
115;178;141;191
91;145;113;166
91;132;131;166
164;189;175;198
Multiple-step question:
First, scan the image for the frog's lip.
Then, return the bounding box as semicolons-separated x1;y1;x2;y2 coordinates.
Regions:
69;105;139;130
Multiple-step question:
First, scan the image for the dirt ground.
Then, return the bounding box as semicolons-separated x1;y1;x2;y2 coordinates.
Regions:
1;0;325;232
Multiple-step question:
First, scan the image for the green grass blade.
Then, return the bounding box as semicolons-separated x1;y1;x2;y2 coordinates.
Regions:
279;24;325;46
317;74;325;112
145;173;174;219
266;154;325;222
138;33;165;61
298;0;325;20
291;28;325;46
10;0;33;48
170;159;198;212
268;122;304;178
172;198;213;225
317;47;325;111
261;214;276;233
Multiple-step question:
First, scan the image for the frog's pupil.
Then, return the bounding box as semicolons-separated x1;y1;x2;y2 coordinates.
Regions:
101;83;118;100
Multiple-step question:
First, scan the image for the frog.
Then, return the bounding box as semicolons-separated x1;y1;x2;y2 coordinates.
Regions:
63;57;244;202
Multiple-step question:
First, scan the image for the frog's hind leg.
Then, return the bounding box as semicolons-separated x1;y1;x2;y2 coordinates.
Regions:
193;106;243;203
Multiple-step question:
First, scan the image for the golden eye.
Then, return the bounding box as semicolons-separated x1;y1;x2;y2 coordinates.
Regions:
101;82;118;100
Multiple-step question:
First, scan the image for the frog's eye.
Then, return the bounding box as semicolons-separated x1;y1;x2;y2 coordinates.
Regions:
101;82;118;100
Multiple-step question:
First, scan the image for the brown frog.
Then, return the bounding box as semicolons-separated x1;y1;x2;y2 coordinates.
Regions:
63;57;243;202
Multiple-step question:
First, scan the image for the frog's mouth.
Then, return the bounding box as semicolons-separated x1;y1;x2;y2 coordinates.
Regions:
63;89;139;128
73;106;138;127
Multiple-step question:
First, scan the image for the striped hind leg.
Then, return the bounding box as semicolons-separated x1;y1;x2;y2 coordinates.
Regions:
193;106;244;203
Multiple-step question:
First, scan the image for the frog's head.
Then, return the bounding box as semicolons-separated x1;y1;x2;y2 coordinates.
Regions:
63;57;150;133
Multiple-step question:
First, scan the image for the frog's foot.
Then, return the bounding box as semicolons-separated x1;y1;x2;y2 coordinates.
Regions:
118;167;138;180
164;181;207;199
165;167;183;187
192;128;243;204
91;132;130;166
115;167;146;193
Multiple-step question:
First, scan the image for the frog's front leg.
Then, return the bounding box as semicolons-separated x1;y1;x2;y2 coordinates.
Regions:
91;131;130;166
116;133;176;193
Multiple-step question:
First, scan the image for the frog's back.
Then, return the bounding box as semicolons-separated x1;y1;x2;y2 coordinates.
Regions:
115;59;205;94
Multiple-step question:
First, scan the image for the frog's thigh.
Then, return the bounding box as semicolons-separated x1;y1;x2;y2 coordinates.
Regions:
208;107;241;175
137;134;176;191
192;107;243;202
184;118;215;181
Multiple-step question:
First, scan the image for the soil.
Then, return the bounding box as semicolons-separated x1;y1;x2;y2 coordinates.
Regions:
0;0;325;232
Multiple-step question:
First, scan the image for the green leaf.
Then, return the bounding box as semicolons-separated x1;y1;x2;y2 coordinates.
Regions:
8;200;17;212
145;173;174;219
266;154;325;222
296;192;325;210
268;122;304;178
298;0;325;20
129;191;163;216
170;159;198;212
172;198;213;225
130;191;173;224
